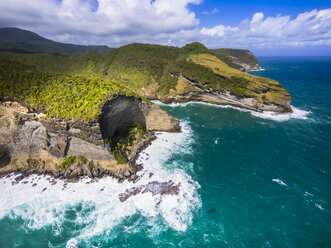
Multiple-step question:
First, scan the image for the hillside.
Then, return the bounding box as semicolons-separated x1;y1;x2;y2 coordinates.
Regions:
0;59;138;121
0;27;112;54
0;29;292;174
0;58;179;170
0;41;292;113
210;48;260;71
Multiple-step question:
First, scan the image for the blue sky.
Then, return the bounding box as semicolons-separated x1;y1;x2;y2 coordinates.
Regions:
191;0;331;55
0;0;330;55
192;0;331;27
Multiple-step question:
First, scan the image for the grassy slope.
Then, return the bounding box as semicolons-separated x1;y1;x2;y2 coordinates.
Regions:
210;48;260;70
188;54;291;105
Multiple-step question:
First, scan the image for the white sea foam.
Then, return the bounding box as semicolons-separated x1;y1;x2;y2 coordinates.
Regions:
246;68;266;72
315;203;325;211
153;100;311;122
153;100;250;110
0;121;200;245
251;106;311;121
304;191;313;197
66;238;78;248
272;178;287;187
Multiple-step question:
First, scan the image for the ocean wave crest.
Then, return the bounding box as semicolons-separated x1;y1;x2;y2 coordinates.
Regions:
251;106;311;121
272;178;287;187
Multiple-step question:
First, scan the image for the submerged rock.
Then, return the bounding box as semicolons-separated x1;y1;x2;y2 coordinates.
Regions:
119;180;180;202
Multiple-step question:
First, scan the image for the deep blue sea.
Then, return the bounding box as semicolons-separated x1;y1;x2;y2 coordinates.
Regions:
0;57;330;247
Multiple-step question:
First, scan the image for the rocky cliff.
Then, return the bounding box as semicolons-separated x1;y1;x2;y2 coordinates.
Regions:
210;48;260;71
0;98;179;180
156;54;292;113
161;74;291;113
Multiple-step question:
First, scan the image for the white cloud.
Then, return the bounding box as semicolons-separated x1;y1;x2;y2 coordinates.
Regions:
0;0;330;51
199;9;331;48
0;0;202;38
251;12;264;24
200;25;237;36
202;8;219;15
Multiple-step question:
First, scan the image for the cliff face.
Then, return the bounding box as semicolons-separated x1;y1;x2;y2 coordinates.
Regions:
161;75;291;113
228;55;260;72
99;96;179;139
152;53;291;113
210;48;260;72
187;54;291;112
0;98;179;180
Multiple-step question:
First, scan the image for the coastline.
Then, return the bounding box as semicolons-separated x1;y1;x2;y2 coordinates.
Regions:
1;52;329;247
0;120;201;235
0;95;307;184
0;132;157;183
0;99;178;183
153;100;310;122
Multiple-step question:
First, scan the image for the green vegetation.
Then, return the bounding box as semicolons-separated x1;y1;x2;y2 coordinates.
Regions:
210;48;260;70
87;161;94;169
104;138;112;147
0;29;291;123
188;54;291;105
0;59;138;121
136;124;145;135
104;123;146;164
77;155;87;164
112;143;127;164
60;156;76;169
182;42;210;54
26;157;39;168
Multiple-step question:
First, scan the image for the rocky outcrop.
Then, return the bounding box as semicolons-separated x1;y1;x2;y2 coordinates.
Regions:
0;97;179;180
99;96;179;139
210;48;261;72
142;101;180;132
162;75;292;113
229;56;260;72
119;180;180;202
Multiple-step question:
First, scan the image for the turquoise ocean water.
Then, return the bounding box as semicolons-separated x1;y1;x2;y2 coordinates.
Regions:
0;57;330;247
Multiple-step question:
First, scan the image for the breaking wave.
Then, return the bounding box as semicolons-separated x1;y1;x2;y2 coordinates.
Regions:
153;100;311;122
0;121;201;246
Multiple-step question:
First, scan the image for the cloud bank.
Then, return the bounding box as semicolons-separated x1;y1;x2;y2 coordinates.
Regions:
200;9;331;48
0;0;330;51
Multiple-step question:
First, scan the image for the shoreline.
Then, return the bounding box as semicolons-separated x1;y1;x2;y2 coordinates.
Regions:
0;120;201;233
0;132;158;183
0;99;174;183
154;100;310;122
0;97;306;184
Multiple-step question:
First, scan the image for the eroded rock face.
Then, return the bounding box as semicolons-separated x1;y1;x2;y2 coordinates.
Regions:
11;120;48;155
99;96;146;139
161;76;292;113
0;98;179;180
99;96;180;140
67;136;112;160
229;56;260;72
142;102;180;132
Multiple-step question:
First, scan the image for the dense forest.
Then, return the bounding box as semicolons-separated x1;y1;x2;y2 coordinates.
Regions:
0;28;291;122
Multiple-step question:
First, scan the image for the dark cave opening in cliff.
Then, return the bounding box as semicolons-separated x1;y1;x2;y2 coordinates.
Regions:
98;96;146;142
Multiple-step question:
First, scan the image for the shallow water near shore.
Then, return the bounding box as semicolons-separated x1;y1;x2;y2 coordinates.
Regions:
0;57;331;247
